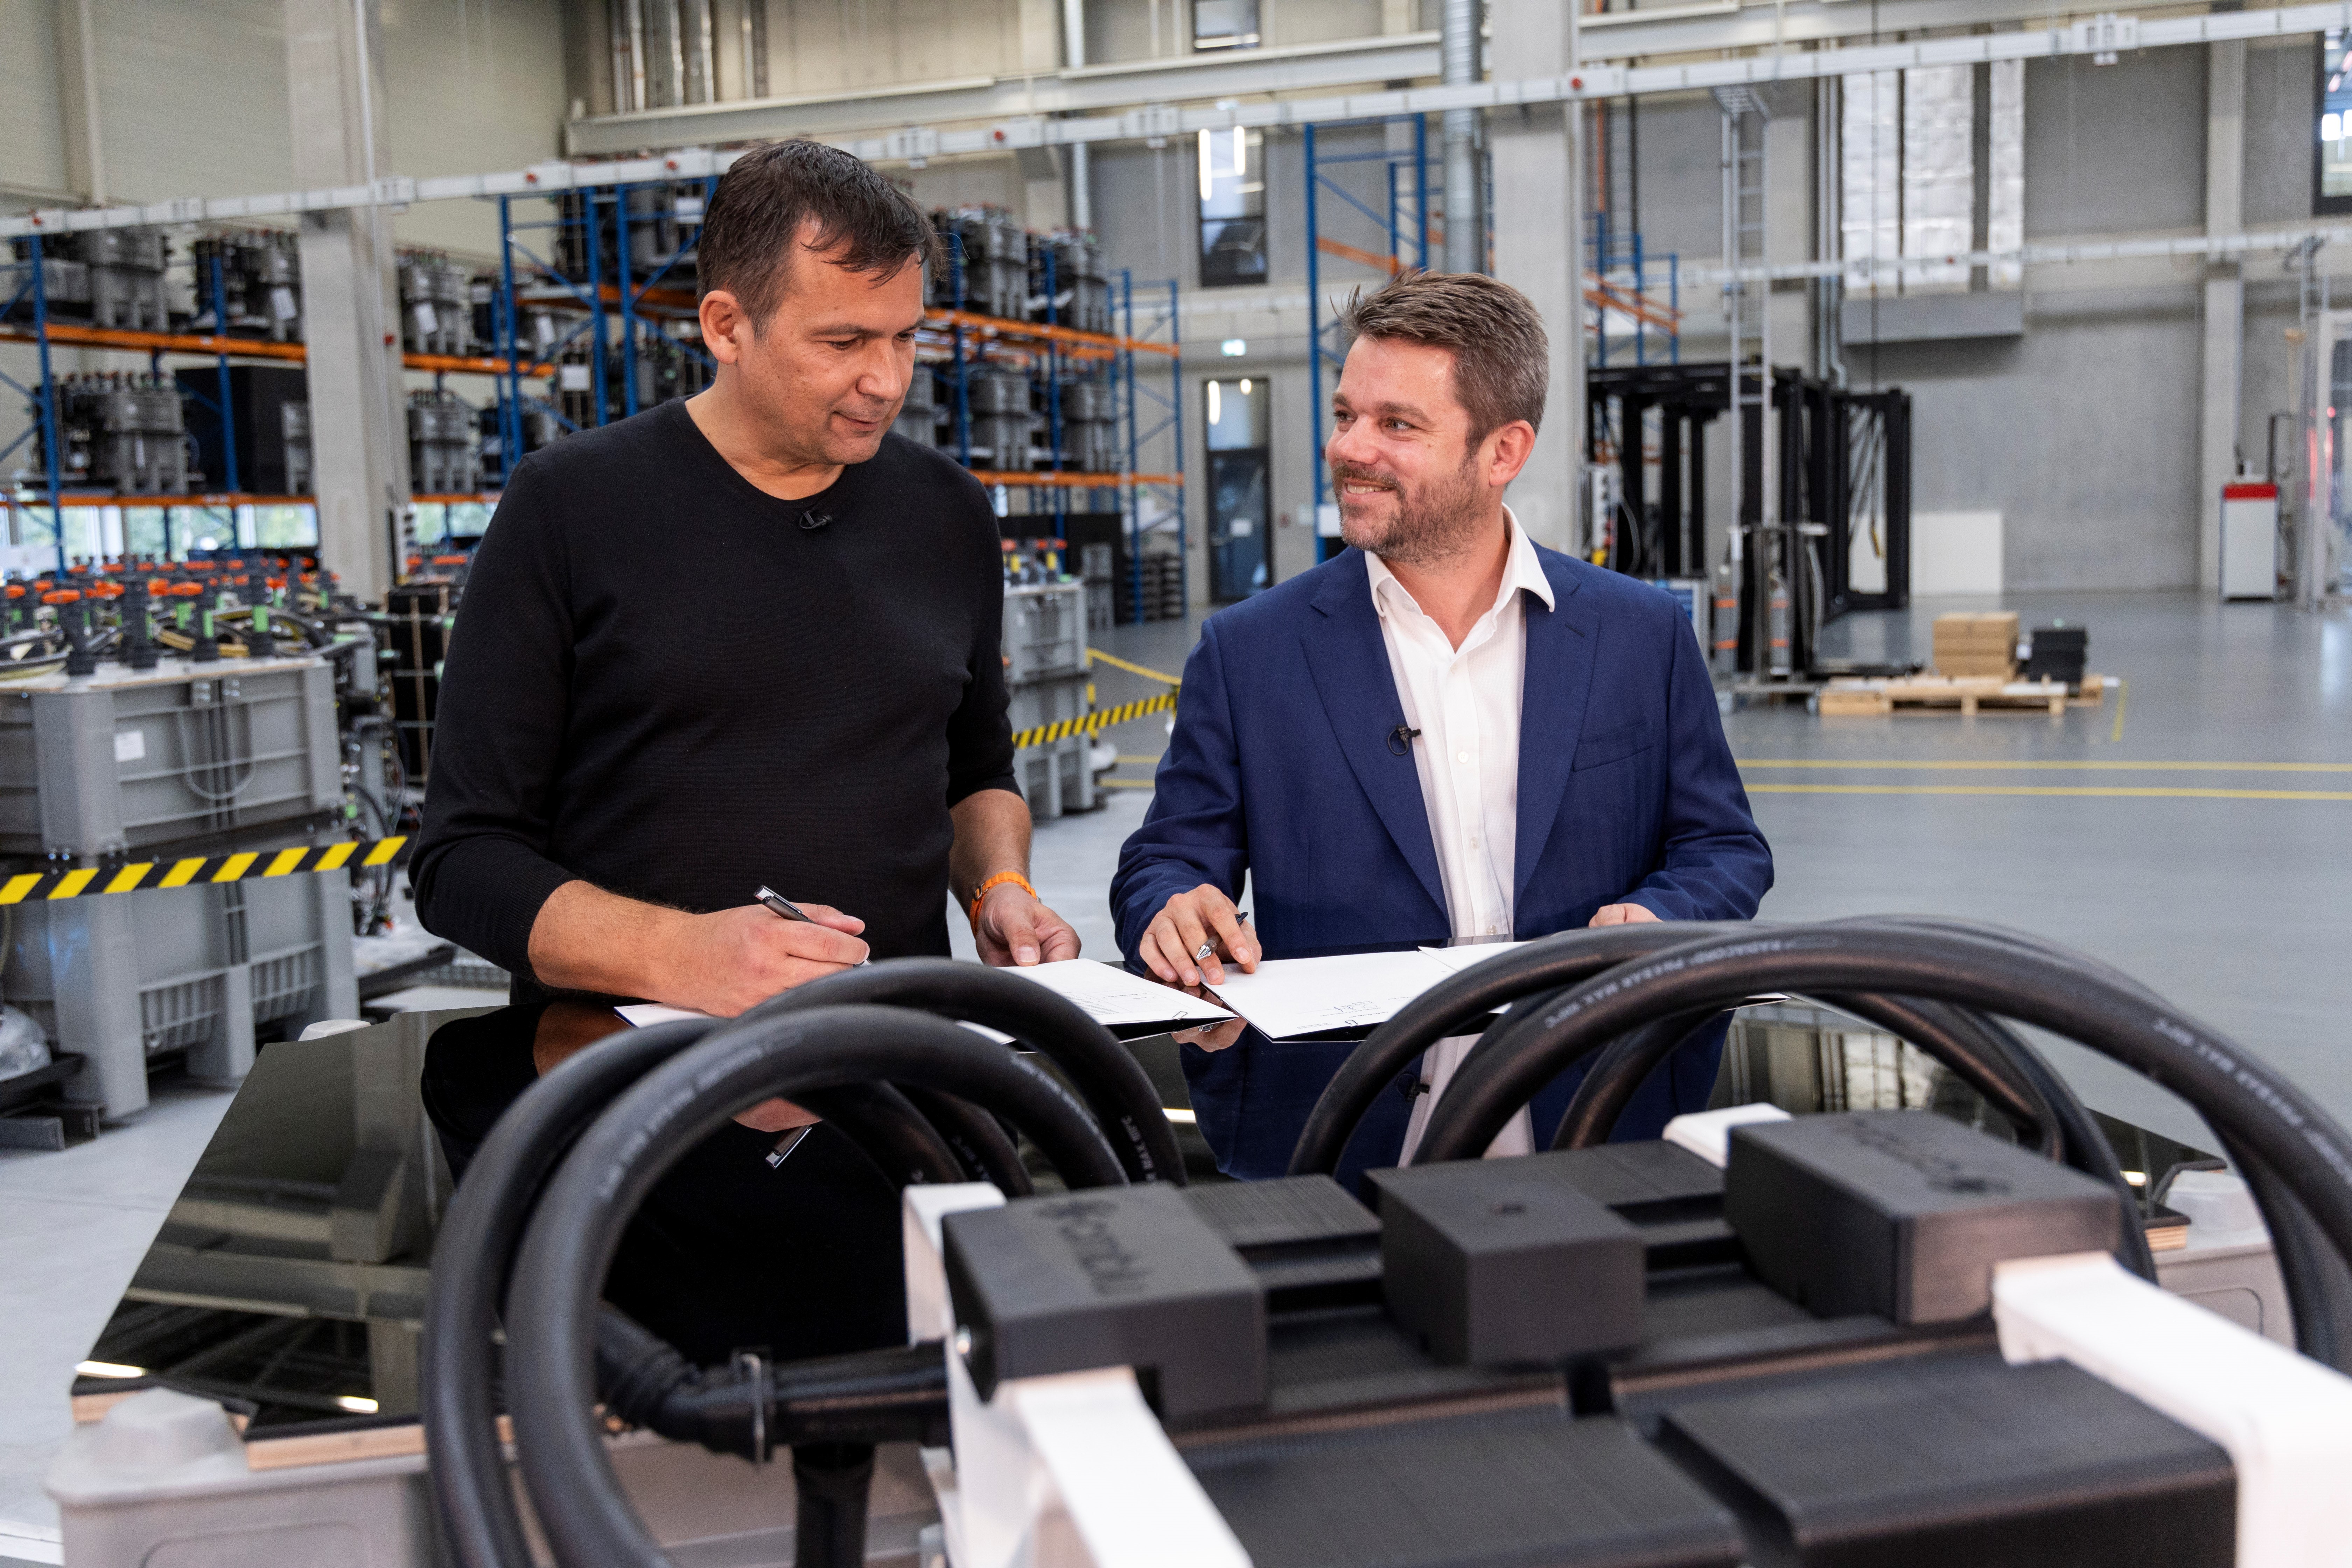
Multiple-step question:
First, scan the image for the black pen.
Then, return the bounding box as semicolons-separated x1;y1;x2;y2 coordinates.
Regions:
755;886;869;966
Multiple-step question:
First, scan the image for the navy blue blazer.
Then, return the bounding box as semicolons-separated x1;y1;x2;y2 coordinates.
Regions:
1110;542;1773;1187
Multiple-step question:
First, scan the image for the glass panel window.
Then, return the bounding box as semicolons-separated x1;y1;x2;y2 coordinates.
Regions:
1840;65;2024;294
2320;31;2352;211
1192;0;1259;51
1204;377;1271;601
1198;128;1267;288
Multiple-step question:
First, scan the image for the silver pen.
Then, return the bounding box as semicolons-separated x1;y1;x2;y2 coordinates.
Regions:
755;886;870;966
1195;908;1251;964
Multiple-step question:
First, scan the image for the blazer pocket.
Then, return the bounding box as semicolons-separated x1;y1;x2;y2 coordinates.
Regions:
1572;717;1654;771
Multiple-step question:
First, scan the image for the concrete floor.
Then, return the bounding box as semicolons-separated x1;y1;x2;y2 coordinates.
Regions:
0;585;2344;1542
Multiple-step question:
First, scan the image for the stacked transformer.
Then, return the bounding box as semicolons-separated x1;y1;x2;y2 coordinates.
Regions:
407;390;481;495
962;365;1034;471
53;374;188;495
1031;229;1111;335
187;231;303;342
8;227;169;331
932;205;1029;321
1059;376;1120;473
398;252;471;358
1002;567;1097;820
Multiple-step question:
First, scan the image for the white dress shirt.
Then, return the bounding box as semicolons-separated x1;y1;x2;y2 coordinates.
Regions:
1365;507;1556;1163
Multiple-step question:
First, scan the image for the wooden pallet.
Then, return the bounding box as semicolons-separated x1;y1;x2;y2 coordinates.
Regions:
1819;674;2106;717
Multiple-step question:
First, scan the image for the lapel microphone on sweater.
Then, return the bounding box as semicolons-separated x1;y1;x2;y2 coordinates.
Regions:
1386;725;1422;757
798;512;833;531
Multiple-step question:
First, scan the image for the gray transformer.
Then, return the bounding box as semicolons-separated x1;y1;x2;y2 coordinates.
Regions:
189;231;303;343
78;226;169;332
397;255;470;358
407;393;480;495
963;367;1034;470
892;367;939;449
936;205;1031;322
1032;229;1111;336
57;374;188;495
1059;377;1120;473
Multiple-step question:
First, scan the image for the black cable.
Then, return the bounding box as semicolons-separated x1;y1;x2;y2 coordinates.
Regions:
423;1017;721;1568
1806;994;2059;1157
898;1084;1033;1194
1287;924;1754;1178
1412;922;2352;1366
793;1082;966;1188
744;957;1182;1186
794;1445;877;1568
504;1006;1126;1568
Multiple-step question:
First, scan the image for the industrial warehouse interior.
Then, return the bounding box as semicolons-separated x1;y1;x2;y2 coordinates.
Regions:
2;0;2350;1564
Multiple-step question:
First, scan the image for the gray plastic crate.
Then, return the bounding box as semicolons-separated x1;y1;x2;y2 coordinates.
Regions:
4;867;358;1118
1003;583;1087;685
0;657;342;861
1010;673;1096;821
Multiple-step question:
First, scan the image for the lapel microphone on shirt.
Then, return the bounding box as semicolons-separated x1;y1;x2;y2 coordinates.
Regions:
1387;725;1422;757
799;512;833;532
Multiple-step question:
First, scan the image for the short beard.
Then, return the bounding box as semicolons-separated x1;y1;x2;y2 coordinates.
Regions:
1335;450;1488;568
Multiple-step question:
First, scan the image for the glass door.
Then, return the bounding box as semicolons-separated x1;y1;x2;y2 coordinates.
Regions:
1205;377;1270;601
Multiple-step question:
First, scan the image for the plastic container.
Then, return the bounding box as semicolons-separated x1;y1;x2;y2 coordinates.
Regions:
1009;673;1096;821
0;657;342;861
1003;583;1087;685
3;864;358;1118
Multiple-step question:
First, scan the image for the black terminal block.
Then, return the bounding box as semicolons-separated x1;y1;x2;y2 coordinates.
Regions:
1723;1111;2123;1324
1528;1140;1727;1220
1653;1353;2233;1568
1193;1415;1742;1568
1366;1160;1645;1366
942;1185;1266;1419
1183;1175;1383;1309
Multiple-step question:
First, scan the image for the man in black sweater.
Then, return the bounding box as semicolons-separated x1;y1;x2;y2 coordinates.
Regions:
411;141;1078;1360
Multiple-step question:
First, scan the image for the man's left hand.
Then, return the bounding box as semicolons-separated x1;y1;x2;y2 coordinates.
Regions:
1590;902;1661;927
975;884;1082;966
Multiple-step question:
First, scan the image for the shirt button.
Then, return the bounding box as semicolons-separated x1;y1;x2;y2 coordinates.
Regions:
1456;751;1473;765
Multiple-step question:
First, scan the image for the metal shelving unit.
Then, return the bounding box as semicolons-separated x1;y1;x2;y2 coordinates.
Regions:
2;238;531;568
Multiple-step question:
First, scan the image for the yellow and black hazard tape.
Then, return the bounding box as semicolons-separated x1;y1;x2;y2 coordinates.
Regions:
1086;649;1184;685
1011;692;1177;750
0;836;410;904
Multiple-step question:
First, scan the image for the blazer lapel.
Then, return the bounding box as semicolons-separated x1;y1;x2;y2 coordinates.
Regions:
1515;553;1601;905
1298;551;1448;919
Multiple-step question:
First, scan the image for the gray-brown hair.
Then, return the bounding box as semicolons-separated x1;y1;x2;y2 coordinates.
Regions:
697;139;945;326
1338;268;1548;441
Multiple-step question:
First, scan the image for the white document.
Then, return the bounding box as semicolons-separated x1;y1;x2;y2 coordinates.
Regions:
616;1001;1019;1044
1205;950;1464;1039
1416;940;1528;975
616;1003;709;1027
994;959;1233;1028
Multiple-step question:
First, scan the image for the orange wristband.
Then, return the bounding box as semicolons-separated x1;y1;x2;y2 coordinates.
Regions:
968;870;1037;928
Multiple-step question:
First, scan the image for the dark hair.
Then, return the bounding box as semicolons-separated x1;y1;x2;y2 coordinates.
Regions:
1338;268;1548;441
696;139;945;325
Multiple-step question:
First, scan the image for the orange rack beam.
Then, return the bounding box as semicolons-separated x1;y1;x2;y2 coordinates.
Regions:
0;322;553;376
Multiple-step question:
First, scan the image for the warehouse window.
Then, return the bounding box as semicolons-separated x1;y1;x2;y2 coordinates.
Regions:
1193;0;1260;50
2318;31;2352;213
1198;128;1268;287
1841;63;2023;293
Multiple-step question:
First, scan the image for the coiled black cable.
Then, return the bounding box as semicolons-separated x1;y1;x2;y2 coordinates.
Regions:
424;1017;722;1568
1412;922;2352;1367
744;957;1181;1185
1286;924;1754;1178
503;1005;1126;1568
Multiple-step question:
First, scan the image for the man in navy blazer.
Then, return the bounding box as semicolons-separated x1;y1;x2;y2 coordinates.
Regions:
1110;269;1771;1186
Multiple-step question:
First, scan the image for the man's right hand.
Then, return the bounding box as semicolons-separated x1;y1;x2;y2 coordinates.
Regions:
657;901;869;1016
1137;883;1258;988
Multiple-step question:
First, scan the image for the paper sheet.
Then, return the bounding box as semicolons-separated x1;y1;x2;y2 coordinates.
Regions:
616;1000;1020;1044
616;1003;709;1027
1204;950;1463;1039
995;959;1234;1028
1416;940;1529;976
